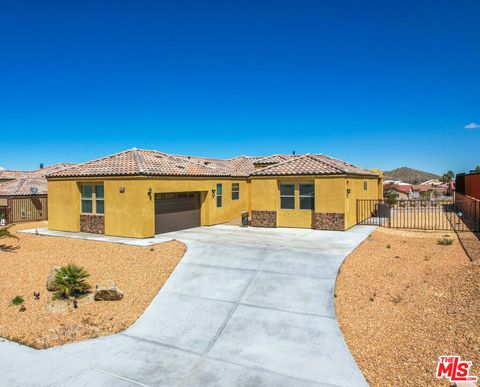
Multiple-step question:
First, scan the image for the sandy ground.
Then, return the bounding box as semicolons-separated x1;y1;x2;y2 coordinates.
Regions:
457;231;480;262
0;221;186;349
336;227;480;386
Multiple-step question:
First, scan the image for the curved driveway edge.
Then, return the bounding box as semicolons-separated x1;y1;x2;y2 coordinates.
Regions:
0;225;376;386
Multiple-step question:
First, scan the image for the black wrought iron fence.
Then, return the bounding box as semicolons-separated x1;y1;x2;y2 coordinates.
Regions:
454;193;480;232
357;199;479;232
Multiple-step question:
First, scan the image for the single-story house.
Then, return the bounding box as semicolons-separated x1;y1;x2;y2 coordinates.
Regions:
383;183;412;200
46;149;383;237
0;164;75;224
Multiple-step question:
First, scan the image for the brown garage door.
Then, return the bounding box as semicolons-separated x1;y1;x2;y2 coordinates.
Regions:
154;192;201;234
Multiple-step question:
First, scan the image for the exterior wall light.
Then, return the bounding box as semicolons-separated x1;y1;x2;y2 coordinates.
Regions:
148;188;152;199
211;189;216;197
119;187;125;193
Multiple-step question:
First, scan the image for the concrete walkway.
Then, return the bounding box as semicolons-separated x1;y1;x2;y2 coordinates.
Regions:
1;225;376;386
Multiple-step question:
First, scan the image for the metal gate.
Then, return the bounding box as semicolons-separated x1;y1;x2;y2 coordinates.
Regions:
357;199;479;232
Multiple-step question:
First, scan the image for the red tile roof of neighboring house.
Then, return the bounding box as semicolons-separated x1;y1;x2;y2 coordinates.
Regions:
0;178;48;196
0;164;76;196
384;183;412;194
412;184;434;192
47;149;379;178
0;170;33;181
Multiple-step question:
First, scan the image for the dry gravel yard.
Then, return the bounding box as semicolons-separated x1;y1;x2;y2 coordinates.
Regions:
336;227;480;386
0;221;186;349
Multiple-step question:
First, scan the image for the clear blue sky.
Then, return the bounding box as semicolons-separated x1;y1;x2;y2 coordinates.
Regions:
1;0;479;174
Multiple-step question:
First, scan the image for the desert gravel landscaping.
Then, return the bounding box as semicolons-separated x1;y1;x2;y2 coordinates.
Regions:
0;221;186;349
336;227;480;386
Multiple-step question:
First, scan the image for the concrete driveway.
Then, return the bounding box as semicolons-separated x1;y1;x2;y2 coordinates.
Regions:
0;225;375;387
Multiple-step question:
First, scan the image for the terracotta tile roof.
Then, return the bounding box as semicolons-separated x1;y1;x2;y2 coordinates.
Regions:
0;164;75;181
49;149;240;178
384;183;412;194
48;149;378;178
251;154;378;176
253;154;294;165
0;164;75;196
0;170;33;181
0;178;48;196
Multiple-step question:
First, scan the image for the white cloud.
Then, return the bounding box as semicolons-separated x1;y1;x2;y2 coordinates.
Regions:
464;122;480;129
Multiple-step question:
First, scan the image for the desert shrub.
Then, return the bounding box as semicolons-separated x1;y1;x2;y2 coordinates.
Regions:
54;264;91;298
11;296;24;305
0;225;19;241
437;238;453;246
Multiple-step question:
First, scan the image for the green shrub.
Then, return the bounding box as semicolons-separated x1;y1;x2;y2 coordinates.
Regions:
0;225;19;241
437;238;453;246
11;296;24;306
54;264;91;298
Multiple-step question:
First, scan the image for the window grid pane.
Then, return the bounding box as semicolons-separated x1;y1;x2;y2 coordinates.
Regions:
96;200;104;214
280;197;295;209
216;195;222;208
81;185;93;199
82;200;93;213
300;197;314;210
280;184;295;196
95;184;104;199
280;184;295;209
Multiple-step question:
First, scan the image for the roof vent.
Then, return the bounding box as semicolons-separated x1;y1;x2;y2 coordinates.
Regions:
30;187;39;195
177;165;185;169
204;161;210;165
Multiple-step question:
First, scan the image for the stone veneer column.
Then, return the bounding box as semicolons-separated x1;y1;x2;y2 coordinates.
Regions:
80;214;105;234
251;210;277;228
313;213;345;231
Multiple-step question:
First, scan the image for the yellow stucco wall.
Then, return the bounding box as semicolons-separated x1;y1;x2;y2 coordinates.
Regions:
48;177;250;238
344;175;384;229
251;176;347;228
48;170;382;236
48;180;81;232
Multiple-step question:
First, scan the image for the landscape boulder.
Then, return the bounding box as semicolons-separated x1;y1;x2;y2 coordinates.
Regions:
94;280;124;301
46;266;61;291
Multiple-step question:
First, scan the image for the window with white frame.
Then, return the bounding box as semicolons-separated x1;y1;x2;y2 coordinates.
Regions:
81;184;104;214
216;183;223;207
280;183;295;209
232;183;240;200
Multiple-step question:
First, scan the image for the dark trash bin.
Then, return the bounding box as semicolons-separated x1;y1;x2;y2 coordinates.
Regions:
375;203;391;218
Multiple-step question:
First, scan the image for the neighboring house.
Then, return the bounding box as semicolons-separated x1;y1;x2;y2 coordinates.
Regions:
411;184;433;200
383;183;412;200
46;149;383;237
0;164;75;224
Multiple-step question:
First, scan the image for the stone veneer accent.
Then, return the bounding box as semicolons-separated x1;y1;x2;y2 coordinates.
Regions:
80;214;105;234
251;210;277;228
314;212;345;231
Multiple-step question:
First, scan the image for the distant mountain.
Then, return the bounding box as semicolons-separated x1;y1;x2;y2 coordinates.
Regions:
384;167;440;184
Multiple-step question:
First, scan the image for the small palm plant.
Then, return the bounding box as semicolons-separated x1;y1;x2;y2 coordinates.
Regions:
54;264;91;298
0;225;19;241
